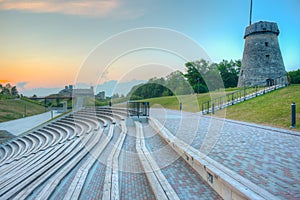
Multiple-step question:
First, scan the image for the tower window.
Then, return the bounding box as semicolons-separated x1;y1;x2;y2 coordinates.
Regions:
266;54;270;59
265;42;269;47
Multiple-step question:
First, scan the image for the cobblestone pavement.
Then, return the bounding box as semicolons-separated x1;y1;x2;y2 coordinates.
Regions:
152;108;300;200
143;124;222;200
119;126;155;200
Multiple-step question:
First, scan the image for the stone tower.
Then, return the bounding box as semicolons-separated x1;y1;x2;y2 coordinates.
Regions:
238;21;287;87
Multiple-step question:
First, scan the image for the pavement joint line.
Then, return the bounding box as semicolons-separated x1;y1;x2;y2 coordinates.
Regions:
149;117;280;200
135;121;180;200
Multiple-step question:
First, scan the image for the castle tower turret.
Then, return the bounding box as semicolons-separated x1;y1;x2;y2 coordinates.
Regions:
238;21;287;87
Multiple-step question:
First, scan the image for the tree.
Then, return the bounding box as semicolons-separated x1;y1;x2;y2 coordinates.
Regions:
288;69;300;84
11;86;18;96
217;59;241;88
184;59;222;93
166;71;193;95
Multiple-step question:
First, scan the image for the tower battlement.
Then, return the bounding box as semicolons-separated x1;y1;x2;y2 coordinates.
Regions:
244;21;279;39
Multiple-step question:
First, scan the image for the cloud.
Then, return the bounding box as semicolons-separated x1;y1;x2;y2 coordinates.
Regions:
0;0;119;17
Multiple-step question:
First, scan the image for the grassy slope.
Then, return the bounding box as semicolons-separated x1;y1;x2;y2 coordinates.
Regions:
0;99;46;122
219;85;300;130
141;85;300;130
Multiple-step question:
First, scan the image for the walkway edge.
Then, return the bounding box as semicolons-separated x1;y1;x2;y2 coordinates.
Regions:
135;122;180;200
149;117;280;200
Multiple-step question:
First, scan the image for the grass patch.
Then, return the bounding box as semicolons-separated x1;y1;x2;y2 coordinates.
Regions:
135;85;300;130
216;85;300;130
0;99;46;122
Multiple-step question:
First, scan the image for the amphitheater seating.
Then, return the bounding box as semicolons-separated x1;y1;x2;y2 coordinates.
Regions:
0;106;249;200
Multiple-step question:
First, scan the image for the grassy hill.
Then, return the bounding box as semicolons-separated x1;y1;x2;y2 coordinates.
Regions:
218;85;300;130
0;98;46;122
142;85;300;130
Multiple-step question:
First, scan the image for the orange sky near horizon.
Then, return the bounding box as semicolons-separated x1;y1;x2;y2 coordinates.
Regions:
0;51;83;89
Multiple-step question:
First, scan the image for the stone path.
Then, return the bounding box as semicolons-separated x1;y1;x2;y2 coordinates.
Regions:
152;108;300;200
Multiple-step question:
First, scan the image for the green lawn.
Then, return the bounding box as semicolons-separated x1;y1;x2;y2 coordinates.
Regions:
217;85;300;130
140;85;300;131
0;99;46;122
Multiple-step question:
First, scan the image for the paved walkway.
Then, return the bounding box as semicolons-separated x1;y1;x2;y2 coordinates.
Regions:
144;123;222;200
0;111;61;136
119;127;155;200
151;108;300;200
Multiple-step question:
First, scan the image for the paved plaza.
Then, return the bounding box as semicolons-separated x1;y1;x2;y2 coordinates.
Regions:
152;108;300;199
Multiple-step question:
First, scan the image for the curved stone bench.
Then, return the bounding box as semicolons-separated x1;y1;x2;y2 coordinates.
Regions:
53;121;77;140
11;128;101;199
96;113;116;124
27;132;45;153
43;126;64;145
59;118;85;137
9;137;31;161
0;147;5;160
22;135;37;157
73;111;108;128
36;126;107;199
49;123;72;143
0;143;64;187
63;116;93;135
71;114;100;131
37;129;57;148
0;139;79;199
34;130;53;150
97;110;126;121
1;142;18;163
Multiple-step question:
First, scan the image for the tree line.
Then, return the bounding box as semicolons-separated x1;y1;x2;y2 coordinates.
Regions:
0;83;19;99
288;69;300;84
128;59;241;100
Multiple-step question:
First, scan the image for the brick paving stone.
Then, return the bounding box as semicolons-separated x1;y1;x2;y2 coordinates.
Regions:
153;109;300;200
119;126;155;200
143;124;222;200
80;126;121;199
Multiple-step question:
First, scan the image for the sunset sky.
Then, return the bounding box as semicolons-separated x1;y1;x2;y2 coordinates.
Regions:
0;0;299;96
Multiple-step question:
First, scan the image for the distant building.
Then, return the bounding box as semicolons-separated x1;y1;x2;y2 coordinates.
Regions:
59;85;94;97
95;91;105;99
59;85;73;96
73;86;94;97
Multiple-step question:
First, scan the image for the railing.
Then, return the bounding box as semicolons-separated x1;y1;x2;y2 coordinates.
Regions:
202;76;288;115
